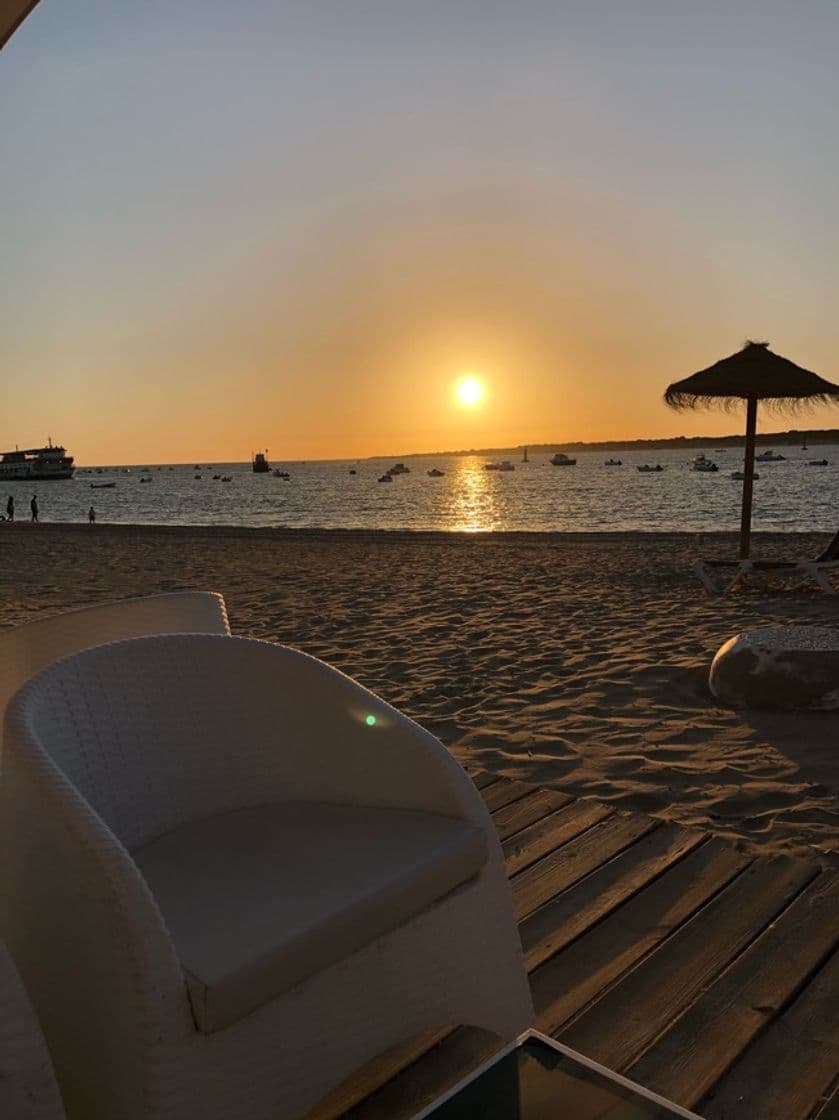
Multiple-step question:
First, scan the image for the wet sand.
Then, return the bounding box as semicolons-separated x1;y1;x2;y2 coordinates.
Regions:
2;523;837;865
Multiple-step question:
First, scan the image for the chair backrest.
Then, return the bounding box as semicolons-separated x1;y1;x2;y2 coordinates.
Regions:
815;528;839;563
5;633;468;853
0;592;230;724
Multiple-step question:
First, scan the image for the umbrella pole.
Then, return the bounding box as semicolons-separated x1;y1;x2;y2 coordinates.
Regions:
739;395;758;559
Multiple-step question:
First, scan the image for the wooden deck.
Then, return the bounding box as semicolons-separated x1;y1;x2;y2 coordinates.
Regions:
313;770;839;1120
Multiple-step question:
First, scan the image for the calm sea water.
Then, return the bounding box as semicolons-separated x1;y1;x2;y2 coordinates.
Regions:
11;446;838;533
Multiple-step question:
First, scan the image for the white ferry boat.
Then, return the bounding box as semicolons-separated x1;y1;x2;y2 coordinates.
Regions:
0;440;74;481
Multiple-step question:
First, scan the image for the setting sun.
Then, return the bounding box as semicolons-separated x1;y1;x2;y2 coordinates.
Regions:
455;377;485;407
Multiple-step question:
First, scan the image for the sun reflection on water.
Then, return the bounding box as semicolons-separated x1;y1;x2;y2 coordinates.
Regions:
446;457;499;532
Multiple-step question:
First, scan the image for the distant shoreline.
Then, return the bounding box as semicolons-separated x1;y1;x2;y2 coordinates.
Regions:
392;428;839;459
64;428;839;469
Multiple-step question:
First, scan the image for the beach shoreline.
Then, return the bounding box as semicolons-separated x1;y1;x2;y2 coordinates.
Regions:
2;524;837;866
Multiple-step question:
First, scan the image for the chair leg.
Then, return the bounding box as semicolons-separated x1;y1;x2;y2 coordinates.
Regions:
804;565;837;594
693;561;722;594
694;561;749;595
730;560;754;592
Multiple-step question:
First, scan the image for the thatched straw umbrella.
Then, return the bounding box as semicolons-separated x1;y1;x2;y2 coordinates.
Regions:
664;341;839;560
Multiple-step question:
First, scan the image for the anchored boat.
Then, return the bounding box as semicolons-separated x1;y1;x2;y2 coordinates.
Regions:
692;453;719;473
0;440;74;481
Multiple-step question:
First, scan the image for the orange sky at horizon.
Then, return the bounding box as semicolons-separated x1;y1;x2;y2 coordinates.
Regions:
4;3;839;465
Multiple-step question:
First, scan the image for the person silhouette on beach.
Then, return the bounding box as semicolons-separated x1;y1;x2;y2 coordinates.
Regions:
88;505;96;524
30;495;38;522
6;495;13;522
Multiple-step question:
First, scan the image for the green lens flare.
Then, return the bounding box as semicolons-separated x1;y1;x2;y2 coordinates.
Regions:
365;714;377;726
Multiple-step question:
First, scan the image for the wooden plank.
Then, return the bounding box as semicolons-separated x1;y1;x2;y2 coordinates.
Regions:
627;870;839;1109
559;855;818;1075
520;824;706;970
503;800;614;877
531;839;750;1037
512;813;656;921
341;1027;501;1120
481;779;533;813
469;770;499;791
491;788;573;842
813;1082;839;1119
700;945;839;1120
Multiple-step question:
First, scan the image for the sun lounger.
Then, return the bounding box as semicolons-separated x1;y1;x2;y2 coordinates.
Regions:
0;633;532;1120
693;530;839;594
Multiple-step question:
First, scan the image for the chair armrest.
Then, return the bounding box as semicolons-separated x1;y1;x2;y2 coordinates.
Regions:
0;714;187;1052
230;640;489;825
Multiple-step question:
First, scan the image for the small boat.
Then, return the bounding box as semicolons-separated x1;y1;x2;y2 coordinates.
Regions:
485;460;515;471
252;451;270;474
388;463;410;475
90;481;116;489
349;469;357;475
755;449;785;462
272;469;290;479
221;475;232;482
378;474;393;483
637;464;664;473
731;471;760;480
212;474;221;480
194;474;202;480
604;458;622;466
692;453;718;473
139;477;153;483
807;459;829;466
427;468;445;477
550;452;577;466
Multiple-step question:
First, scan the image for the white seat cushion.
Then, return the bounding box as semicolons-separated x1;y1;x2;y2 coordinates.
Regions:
133;802;487;1033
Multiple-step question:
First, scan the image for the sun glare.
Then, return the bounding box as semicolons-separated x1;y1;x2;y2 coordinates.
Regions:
456;377;485;407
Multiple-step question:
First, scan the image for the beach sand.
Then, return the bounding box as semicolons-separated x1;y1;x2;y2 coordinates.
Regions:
2;523;837;865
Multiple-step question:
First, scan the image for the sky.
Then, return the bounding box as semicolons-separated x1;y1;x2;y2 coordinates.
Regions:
3;1;839;464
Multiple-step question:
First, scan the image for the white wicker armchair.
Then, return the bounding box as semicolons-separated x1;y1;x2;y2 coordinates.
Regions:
0;634;533;1120
0;591;231;723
